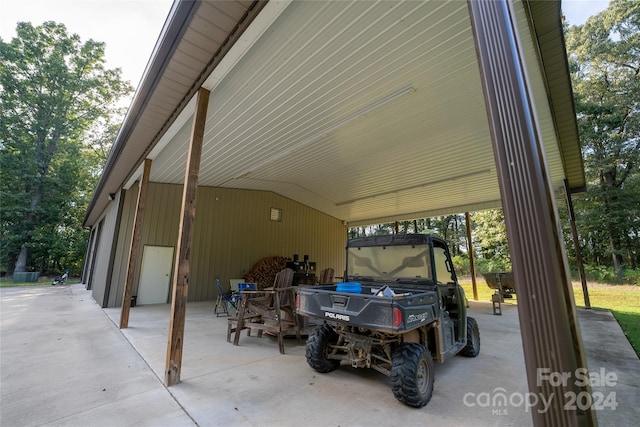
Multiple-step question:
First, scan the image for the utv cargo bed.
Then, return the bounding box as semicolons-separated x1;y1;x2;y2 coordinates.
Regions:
297;283;439;333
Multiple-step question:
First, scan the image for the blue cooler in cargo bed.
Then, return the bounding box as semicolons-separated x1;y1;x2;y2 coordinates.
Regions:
336;282;361;293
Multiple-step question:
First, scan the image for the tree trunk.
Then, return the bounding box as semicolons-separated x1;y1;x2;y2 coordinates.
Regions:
15;246;28;273
14;161;46;274
601;172;624;282
609;234;624;283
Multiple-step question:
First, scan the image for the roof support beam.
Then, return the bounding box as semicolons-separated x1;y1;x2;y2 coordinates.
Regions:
468;1;596;426
165;87;210;387
120;158;152;329
464;212;478;301
564;179;591;309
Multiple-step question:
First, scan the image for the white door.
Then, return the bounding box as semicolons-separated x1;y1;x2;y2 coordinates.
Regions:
137;246;174;305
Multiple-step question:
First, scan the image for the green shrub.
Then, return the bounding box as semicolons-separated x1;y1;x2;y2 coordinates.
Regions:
579;264;640;285
624;269;640;286
452;255;471;276
452;255;513;276
474;257;512;274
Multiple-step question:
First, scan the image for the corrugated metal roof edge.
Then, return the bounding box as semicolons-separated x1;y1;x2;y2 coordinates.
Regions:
83;0;267;228
83;0;199;227
526;0;586;193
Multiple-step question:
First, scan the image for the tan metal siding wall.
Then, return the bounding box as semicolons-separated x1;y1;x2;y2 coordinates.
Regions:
102;183;346;306
89;192;121;306
190;187;347;301
107;185;138;307
135;183;183;297
105;182;183;308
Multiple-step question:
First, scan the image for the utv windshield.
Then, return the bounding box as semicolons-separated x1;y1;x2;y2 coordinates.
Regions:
347;245;432;281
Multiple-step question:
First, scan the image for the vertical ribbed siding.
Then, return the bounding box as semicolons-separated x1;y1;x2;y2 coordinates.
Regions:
108;185;139;307
468;1;594;426
136;183;183;298
109;183;346;305
189;186;347;301
89;193;121;306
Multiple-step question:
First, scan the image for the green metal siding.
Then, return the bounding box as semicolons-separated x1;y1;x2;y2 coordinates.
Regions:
106;183;346;307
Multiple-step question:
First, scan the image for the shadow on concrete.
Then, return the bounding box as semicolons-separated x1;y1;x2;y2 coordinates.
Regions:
1;284;637;426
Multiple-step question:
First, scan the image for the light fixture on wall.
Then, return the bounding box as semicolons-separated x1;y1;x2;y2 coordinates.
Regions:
233;86;415;180
270;207;282;222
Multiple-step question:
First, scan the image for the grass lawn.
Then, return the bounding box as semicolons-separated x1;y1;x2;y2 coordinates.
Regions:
0;277;81;288
459;278;640;357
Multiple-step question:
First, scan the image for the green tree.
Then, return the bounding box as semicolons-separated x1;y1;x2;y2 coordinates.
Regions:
347;214;468;259
0;22;132;274
470;209;511;273
565;0;640;280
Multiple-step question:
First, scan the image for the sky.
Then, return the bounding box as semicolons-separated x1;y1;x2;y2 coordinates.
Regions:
0;0;174;88
0;0;610;95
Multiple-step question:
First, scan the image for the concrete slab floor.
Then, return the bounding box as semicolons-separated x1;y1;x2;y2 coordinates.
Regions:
2;284;638;426
0;285;194;427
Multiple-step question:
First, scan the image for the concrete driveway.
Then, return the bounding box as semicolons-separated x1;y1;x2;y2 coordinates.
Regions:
1;284;638;426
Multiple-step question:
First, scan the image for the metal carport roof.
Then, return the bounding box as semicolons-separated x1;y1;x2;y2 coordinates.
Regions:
83;2;593;425
84;0;584;228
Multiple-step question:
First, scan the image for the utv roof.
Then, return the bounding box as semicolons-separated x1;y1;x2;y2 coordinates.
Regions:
347;234;442;248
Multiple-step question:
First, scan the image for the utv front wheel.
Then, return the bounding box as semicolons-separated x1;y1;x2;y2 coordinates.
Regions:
390;343;435;407
306;323;340;373
460;316;480;357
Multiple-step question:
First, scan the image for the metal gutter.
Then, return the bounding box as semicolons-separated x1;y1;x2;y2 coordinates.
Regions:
525;0;586;193
83;0;200;227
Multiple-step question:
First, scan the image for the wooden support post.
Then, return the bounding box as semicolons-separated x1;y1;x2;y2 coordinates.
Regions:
468;1;595;425
564;180;591;308
120;158;152;329
465;212;478;301
165;87;210;387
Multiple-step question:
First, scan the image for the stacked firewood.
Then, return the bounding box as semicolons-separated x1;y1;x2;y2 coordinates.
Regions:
243;256;289;290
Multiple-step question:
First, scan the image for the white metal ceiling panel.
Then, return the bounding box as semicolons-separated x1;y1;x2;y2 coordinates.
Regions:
148;0;572;225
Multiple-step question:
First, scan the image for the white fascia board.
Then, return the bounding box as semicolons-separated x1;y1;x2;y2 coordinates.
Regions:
202;0;293;91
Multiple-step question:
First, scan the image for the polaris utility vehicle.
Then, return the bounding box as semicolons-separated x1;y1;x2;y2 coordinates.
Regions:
297;234;480;407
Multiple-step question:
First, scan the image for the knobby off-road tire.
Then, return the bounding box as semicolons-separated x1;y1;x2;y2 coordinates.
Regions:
460;316;480;357
306;323;340;373
390;343;435;408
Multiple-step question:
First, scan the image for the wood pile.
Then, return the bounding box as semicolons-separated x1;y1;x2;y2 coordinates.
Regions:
243;256;289;290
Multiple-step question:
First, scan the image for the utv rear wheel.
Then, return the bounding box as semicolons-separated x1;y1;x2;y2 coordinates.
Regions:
390;343;434;407
460;316;480;357
306;323;340;373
